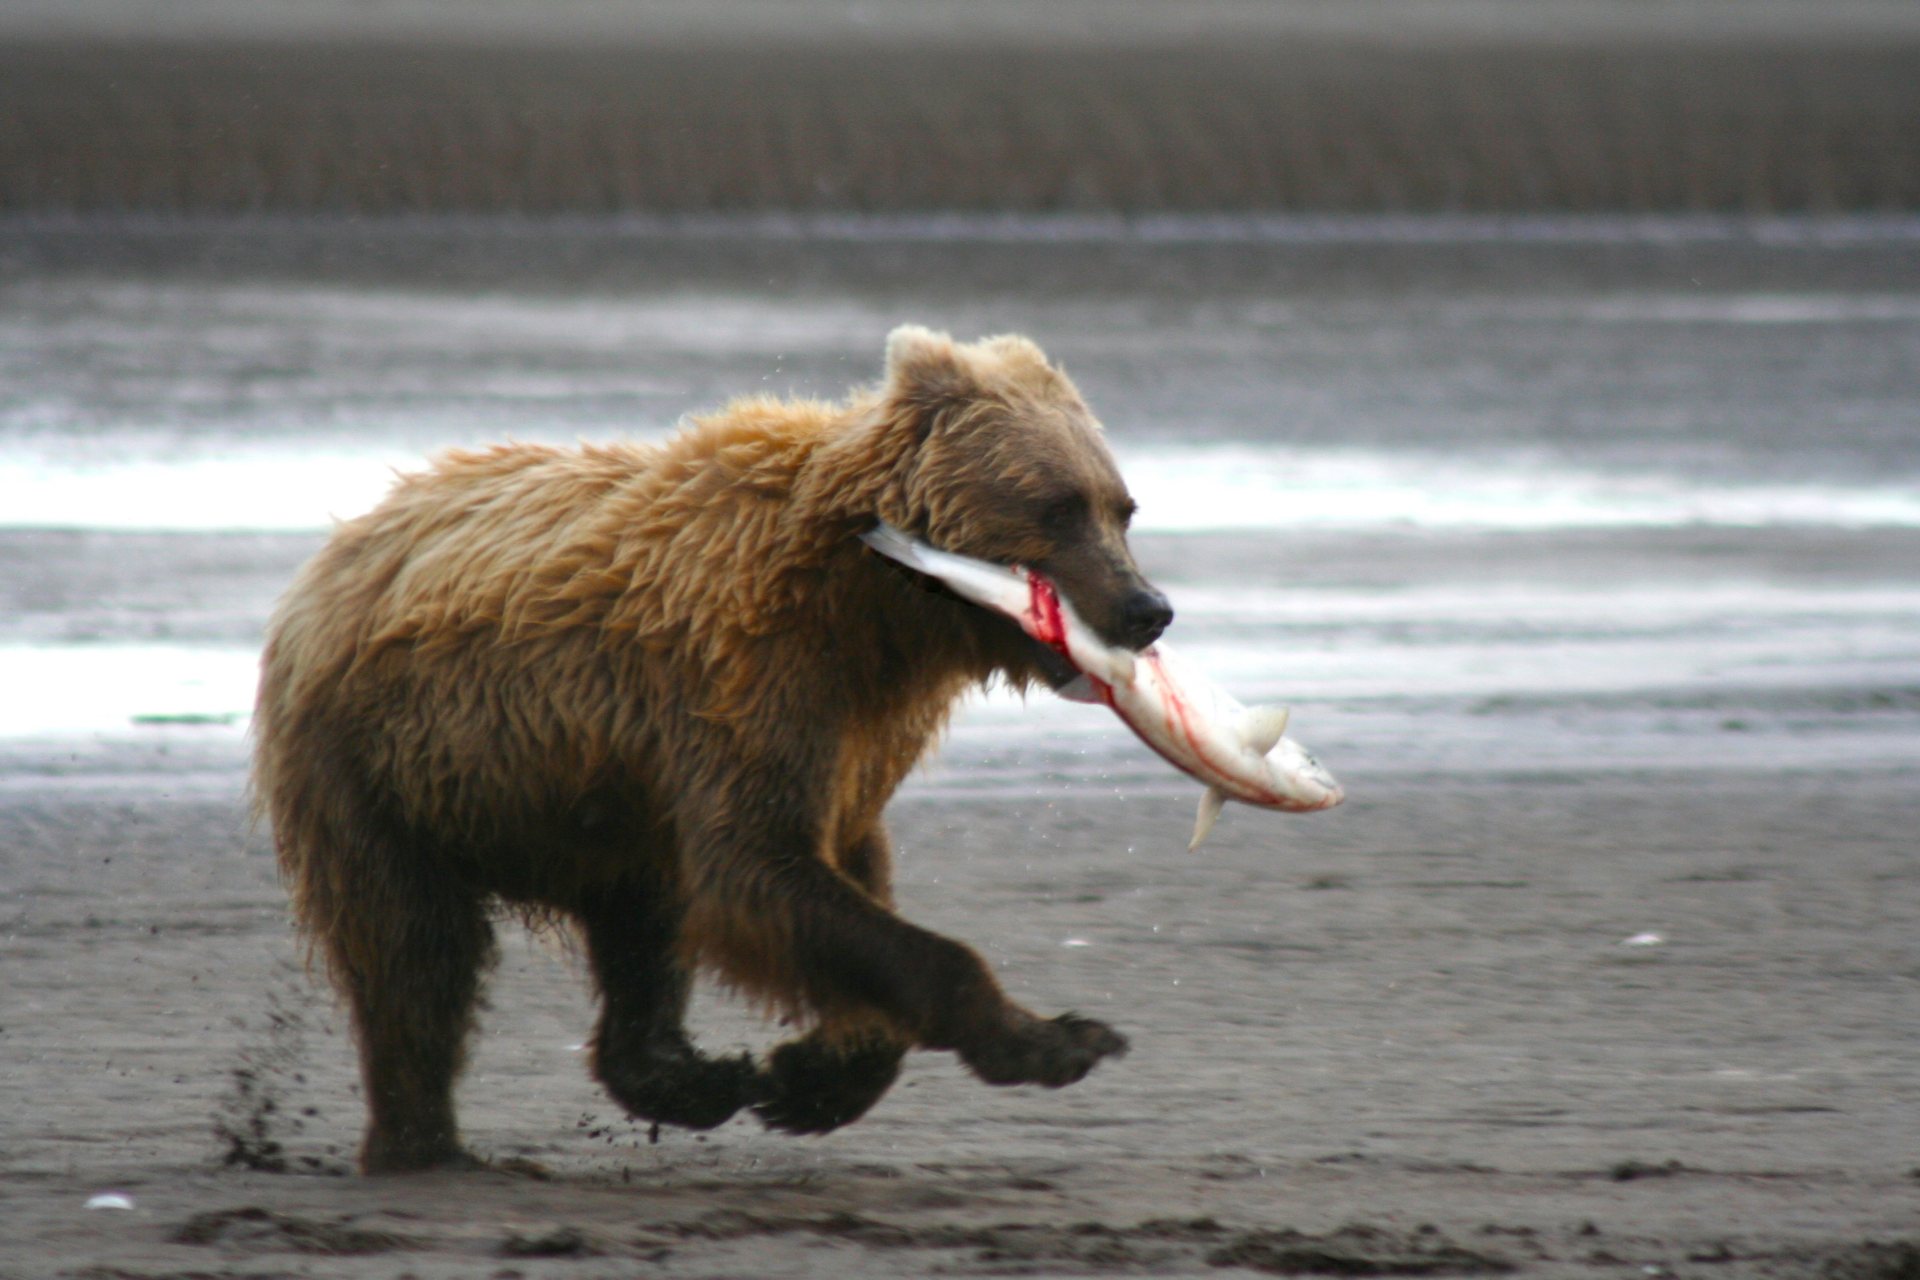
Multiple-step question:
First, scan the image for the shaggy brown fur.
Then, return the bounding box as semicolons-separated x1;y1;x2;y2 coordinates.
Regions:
253;326;1170;1173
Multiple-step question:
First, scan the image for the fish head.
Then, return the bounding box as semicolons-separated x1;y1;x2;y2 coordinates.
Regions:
879;325;1173;656
1258;737;1346;813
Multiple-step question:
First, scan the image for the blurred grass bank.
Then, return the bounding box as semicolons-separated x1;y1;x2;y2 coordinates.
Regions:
2;1;1917;215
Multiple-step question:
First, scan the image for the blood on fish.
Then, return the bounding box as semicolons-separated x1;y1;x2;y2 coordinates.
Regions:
1130;656;1248;798
1026;574;1071;657
858;521;1343;826
1029;573;1226;787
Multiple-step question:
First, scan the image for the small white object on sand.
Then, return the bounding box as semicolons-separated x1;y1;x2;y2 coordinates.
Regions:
85;1193;135;1210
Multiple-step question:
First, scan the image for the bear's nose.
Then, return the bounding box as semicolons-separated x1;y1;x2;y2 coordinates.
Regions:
1120;587;1174;650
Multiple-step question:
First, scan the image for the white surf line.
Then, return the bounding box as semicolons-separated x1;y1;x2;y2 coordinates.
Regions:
0;644;259;738
5;443;1919;534
0;447;417;533
1117;447;1920;534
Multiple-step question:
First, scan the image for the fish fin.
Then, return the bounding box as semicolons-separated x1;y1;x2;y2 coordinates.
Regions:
1054;674;1104;704
1239;705;1292;754
1189;786;1228;852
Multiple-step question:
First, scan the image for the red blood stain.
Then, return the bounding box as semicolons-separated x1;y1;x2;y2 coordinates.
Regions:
1025;574;1294;808
1025;573;1070;655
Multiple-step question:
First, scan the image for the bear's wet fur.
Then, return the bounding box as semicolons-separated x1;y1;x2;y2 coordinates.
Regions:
253;326;1170;1173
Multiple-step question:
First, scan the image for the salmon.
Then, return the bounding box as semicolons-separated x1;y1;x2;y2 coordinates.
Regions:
862;523;1344;848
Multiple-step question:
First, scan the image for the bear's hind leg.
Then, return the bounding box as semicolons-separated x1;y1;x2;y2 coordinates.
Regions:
331;855;497;1174
753;1032;904;1134
579;881;760;1131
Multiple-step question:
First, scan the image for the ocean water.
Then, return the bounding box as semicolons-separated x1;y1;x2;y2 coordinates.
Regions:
2;218;1917;794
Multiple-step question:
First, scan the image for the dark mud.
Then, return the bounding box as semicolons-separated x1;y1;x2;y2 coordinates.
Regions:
210;979;341;1177
84;1196;1920;1279
170;1206;416;1256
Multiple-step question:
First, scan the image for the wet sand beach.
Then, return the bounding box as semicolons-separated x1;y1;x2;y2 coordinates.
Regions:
4;769;1919;1277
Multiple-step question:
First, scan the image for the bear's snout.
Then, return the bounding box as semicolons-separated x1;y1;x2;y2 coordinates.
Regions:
1119;586;1174;650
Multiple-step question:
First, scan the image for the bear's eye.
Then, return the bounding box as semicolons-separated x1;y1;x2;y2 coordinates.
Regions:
1115;498;1138;529
1040;493;1087;536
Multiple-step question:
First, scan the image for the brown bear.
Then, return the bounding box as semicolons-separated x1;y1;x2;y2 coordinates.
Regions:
252;325;1172;1173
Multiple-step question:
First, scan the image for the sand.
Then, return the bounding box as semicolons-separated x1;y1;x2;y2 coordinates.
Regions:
4;761;1918;1277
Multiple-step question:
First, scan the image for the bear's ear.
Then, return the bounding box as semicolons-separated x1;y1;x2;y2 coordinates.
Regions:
976;332;1079;398
883;324;971;406
977;333;1052;373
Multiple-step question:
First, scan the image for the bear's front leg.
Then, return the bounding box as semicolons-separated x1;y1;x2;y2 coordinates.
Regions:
681;804;1128;1092
797;871;1129;1087
941;1008;1130;1088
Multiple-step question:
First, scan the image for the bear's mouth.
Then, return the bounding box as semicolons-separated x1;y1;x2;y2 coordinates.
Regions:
866;542;1084;692
1023;631;1083;690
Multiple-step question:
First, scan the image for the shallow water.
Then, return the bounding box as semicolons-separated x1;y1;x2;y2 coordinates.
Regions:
2;218;1918;787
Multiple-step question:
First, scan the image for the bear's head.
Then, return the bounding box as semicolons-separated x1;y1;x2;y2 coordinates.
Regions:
875;325;1172;654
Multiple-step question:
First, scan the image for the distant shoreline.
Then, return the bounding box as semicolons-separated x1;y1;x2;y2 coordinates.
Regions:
3;32;1916;216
